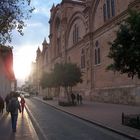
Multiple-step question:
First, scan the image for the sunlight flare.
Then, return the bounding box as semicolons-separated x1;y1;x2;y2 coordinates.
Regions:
13;45;36;80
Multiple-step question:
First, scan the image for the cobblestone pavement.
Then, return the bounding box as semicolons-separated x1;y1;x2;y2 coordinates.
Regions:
34;96;140;140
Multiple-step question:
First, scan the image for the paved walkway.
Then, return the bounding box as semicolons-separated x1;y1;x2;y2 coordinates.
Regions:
0;108;39;140
34;96;140;140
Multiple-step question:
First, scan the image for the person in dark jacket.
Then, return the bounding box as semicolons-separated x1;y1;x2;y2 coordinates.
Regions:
5;93;11;112
76;94;80;104
8;92;21;132
71;93;76;105
79;95;83;104
0;96;4;114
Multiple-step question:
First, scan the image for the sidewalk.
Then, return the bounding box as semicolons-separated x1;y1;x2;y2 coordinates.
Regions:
34;96;140;140
0;109;39;140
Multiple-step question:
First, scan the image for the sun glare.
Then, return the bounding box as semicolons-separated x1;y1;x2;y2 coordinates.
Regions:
13;46;35;81
14;60;31;80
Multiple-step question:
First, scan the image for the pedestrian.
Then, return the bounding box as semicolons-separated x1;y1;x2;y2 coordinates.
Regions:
79;94;83;104
36;91;38;96
0;96;4;114
5;93;11;112
8;92;21;132
71;93;76;105
76;94;80;104
20;96;25;115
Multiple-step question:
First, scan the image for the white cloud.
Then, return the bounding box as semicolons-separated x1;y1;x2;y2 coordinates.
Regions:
11;0;62;84
33;7;50;18
27;22;43;27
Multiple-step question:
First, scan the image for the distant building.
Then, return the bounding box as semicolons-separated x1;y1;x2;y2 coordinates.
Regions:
33;0;140;105
0;45;16;98
28;62;37;93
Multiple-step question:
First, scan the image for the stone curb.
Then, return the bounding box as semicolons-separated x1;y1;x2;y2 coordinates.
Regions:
25;105;48;140
35;97;140;140
0;109;39;140
24;107;40;140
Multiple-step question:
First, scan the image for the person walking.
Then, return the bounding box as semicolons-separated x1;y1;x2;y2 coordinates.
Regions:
0;96;4;114
20;96;25;115
76;94;80;104
71;93;76;105
5;93;11;112
79;94;83;104
8;92;21;132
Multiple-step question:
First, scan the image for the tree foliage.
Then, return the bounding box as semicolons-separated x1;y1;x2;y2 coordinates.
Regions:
40;72;54;89
0;0;34;44
40;63;83;91
107;10;140;79
60;63;83;87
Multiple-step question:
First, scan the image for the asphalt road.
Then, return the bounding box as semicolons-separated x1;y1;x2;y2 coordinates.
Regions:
26;98;132;140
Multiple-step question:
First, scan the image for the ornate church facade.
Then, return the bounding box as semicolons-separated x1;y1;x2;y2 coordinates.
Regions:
34;0;140;105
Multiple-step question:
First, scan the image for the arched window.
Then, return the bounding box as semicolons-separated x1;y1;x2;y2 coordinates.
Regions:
95;41;100;65
103;0;115;22
81;49;85;68
56;18;61;36
111;0;115;17
107;0;111;19
57;38;61;54
55;18;61;55
103;4;107;22
73;24;79;44
46;52;48;62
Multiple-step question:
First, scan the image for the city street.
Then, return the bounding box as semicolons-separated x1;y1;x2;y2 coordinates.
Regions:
0;108;38;140
1;1;140;140
26;98;132;140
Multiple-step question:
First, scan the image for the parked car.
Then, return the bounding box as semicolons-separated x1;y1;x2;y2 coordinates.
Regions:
24;92;30;98
18;91;30;98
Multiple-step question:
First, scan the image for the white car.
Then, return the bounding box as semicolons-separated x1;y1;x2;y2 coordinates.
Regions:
24;93;30;98
20;91;30;98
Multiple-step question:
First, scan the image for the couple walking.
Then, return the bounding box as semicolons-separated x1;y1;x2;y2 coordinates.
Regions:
71;93;82;105
8;92;25;132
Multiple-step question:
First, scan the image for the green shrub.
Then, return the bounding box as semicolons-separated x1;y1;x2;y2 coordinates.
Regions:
43;96;53;100
58;101;76;106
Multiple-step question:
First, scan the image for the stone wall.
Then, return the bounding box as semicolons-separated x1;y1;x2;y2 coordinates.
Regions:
92;86;139;105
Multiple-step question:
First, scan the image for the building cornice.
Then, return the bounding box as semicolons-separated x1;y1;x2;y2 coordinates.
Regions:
128;0;140;9
92;10;128;39
61;0;85;6
91;0;140;39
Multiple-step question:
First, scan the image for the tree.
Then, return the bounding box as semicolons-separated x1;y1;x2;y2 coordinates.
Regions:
53;63;64;87
107;10;140;79
40;63;83;101
40;72;53;89
0;0;34;44
53;63;83;101
61;63;83;88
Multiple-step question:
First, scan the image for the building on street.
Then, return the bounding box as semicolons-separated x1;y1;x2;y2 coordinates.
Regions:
31;0;140;105
0;45;16;98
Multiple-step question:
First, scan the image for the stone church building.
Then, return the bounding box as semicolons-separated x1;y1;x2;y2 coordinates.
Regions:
33;0;140;105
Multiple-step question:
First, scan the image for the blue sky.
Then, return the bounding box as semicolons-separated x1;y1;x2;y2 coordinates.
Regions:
12;0;61;85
